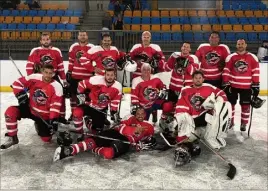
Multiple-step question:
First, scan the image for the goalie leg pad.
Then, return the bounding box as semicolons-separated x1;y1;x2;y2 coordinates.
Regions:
175;113;195;141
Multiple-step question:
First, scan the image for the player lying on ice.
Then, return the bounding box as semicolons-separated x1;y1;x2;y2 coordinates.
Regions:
53;107;156;161
159;70;232;166
1;64;63;149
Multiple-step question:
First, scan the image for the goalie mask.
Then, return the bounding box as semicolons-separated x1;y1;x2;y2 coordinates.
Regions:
102;57;116;69
174;144;191;167
251;96;266;109
175;57;189;74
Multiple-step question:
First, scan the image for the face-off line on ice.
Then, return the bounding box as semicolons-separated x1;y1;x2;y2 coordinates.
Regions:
1;31;266;181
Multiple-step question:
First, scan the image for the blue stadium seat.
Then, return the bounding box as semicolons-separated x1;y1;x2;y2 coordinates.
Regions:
173;33;182;41
240;4;248;10
47;23;56;30
66;24;76;30
27;24;36;30
73;10;82;17
208;17;219;24
219;17;229;24
238;17;249;24
20;10;28;16
18;23;26;29
248;33;257;41
259;3;266;10
64;10;73;16
120;4;126;10
47;10;55;17
248;17;259;24
55;10;65;16
0;23;7;29
152;33;161;41
236;32;248;40
37;24;46;30
161;33;172;41
151;17;160;24
200;17;209;24
56;23;66;30
229;17;239;24
250;4;259;10
226;33;236;41
222;4;230;10
193;33;204;41
170;17;180;24
8;23;17;30
123;17;131;24
258;17;268;24
259;32;267;40
37;10;46;17
2;10;10;16
190;17;199;24
180;17;190;24
108;3;114;10
142;3;150;10
161;17;170;24
132;17;141;24
141;17;150;24
183;32;193;41
231;3;240;10
11;10;19;16
219;32;226;41
29;10;38;17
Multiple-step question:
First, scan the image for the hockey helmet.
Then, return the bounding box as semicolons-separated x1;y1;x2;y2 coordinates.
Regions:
174;144;191;167
251;96;266;109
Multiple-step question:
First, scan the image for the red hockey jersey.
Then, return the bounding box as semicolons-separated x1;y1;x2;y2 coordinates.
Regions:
222;52;260;89
165;52;199;93
115;115;154;143
175;83;227;118
26;47;66;80
77;76;122;111
131;75;165;109
129;43;166;78
195;43;230;80
68;42;95;80
12;74;63;120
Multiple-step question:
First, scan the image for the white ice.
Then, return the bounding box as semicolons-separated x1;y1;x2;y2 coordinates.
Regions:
0;93;267;189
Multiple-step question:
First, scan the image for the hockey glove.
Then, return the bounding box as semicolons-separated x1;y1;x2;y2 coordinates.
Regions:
66;70;72;84
158;88;168;100
57;131;73;146
130;104;139;115
251;83;260;97
136;137;157;151
47;119;58;135
33;63;42;73
77;94;86;106
110;110;120;123
15;91;29;106
222;82;231;94
149;59;159;69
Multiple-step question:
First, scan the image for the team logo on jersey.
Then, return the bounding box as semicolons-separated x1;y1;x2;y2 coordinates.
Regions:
40;55;53;65
143;87;158;101
234;60;248;73
189;94;205;110
102;57;115;69
33;89;48;105
75;51;84;59
98;93;110;105
205;52;220;66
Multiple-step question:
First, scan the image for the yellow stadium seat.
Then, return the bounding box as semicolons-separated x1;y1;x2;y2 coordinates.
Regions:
244;10;254;17
32;17;42;24
17;4;29;10
216;10;225;16
178;10;187;16
253;25;263;31
263;10;267;17
70;17;79;24
222;25;233;31
197;10;207;17
30;31;41;40
235;11;244;17
51;16;61;24
10;31;20;40
23;16;32;24
202;24;212;31
253;10;263;17
14;16;23;23
233;24;243;31
107;11;114;17
212;24;222;31
124;10;132;17
131;24;141;31
170;10;178;17
161;24;170;31
142;10;150;17
0;16;4;23
225;10;235;16
41;4;51;10
207;10;216;16
58;4;68;10
1;31;10;40
243;25;253;31
61;16;70;23
49;4;60;10
160;10;169;17
124;24;131;30
192;24;202;31
182;24;191;31
51;31;62;40
151;10;160;17
42;17;51;24
188;10;197;16
151;25;161;31
171;24;181;31
5;16;14;24
264;25;267;31
20;31;31;40
141;25;150;31
133;10;141;17
62;32;72;40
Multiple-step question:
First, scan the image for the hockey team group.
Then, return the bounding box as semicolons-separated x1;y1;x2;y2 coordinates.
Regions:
1;30;265;168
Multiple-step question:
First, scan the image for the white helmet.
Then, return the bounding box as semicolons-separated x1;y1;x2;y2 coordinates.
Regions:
124;60;137;72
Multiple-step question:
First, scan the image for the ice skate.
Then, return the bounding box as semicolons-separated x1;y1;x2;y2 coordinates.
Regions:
53;146;74;162
0;133;19;149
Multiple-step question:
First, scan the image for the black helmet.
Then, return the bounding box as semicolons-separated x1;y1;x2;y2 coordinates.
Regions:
251;96;266;109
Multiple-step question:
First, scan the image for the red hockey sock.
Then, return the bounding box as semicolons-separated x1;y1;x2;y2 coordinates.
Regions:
241;104;250;125
71;138;96;155
93;147;114;159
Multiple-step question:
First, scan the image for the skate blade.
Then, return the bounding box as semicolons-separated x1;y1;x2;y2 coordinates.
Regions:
53;147;62;162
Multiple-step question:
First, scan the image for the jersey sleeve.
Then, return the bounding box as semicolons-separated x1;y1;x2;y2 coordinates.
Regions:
195;45;202;62
110;83;122;112
131;78;140;105
165;53;176;71
55;49;66;81
79;50;95;73
26;49;38;75
175;89;191;114
68;44;75;71
250;54;260;84
12;74;41;95
77;79;93;94
222;54;232;83
49;82;63;119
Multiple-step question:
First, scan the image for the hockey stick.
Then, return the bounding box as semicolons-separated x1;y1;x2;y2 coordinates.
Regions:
191;132;236;180
9;47;23;77
160;132;176;147
247;105;254;137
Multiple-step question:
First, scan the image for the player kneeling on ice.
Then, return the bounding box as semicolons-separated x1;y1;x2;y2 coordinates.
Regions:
1;64;63;149
53;107;156;161
160;70;232;166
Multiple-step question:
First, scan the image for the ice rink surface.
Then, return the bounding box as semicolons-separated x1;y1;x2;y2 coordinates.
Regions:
0;93;267;190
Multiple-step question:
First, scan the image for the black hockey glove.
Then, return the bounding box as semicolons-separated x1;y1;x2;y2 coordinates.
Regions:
222;82;231;94
251;83;260;97
130;104;139;115
149;59;159;69
47;119;58;135
15;91;29;106
57;131;73;146
77;94;86;106
66;70;72;84
110;110;120;123
33;63;42;73
158;88;168;100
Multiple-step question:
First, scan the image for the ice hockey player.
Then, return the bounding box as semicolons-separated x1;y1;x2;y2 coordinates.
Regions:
162;70;232;166
72;68;122;137
26;32;68;123
222;39;260;131
131;63;168;122
129;31;166;78
53;107;156;161
1;64;63;149
195;31;230;88
165;42;200;103
66;31;94;121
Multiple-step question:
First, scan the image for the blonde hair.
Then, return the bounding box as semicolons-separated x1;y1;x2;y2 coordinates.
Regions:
141;62;152;71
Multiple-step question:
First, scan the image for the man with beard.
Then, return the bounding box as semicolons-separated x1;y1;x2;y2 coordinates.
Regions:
26;33;67;123
222;39;260;131
71;68;122;137
165;42;200;103
195;31;230;88
169;70;232;166
1;64;63;149
129;31;166;79
66;31;94;121
53;107;156;162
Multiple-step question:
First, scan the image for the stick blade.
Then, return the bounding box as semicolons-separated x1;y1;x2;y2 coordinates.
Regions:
227;163;236;180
